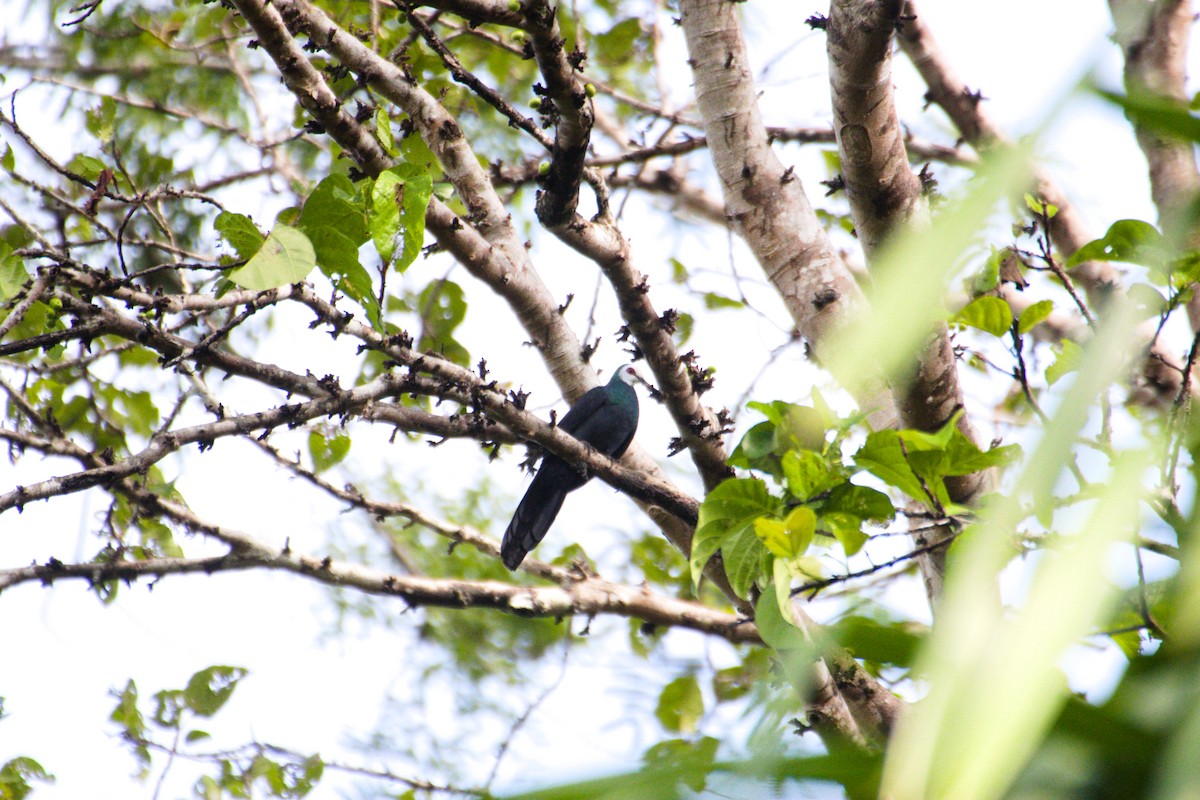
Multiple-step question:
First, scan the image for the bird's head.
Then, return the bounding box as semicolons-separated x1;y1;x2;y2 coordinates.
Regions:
616;364;649;389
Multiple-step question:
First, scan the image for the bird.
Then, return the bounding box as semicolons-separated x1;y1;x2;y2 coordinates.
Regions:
501;365;646;570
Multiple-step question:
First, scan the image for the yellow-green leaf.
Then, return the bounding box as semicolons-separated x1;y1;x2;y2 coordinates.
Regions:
1017;299;1053;334
655;675;704;734
228;224;315;291
954;296;1013;337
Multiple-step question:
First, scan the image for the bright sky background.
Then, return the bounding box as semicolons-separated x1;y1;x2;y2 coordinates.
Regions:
1;1;1194;797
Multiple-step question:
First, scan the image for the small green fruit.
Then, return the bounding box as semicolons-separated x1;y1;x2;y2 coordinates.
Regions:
537;162;550;176
507;0;521;11
511;30;527;44
529;97;542;110
48;298;63;311
584;83;596;98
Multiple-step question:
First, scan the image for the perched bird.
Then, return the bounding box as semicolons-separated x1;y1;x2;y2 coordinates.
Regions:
501;366;646;570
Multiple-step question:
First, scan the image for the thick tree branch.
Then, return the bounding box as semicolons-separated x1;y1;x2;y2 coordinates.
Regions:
524;0;593;227
828;0;925;256
417;0;524;27
678;0;908;746
679;0;898;431
0;552;761;645
230;0;392;176
826;0;989;599
1110;0;1199;246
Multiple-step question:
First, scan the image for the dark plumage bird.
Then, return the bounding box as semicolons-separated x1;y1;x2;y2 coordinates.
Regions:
501;366;645;570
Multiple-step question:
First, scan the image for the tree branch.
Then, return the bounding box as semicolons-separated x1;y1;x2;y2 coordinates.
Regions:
0;551;762;645
1109;0;1200;245
679;0;907;744
679;0;898;432
826;0;989;600
827;0;925;255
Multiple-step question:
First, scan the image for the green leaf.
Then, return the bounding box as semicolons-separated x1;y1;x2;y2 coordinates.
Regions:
214;211;265;260
754;506;814;560
152;689;186;728
120;390;159;437
975;247;1002;293
1128;282;1167;317
711;654;767;703
1023;193;1057;218
753;518;790;557
953;296;1013;337
702;291;743;310
297;174;380;326
371;164;432;272
690;478;778;588
825;482;895;523
1066;219;1168;270
139;518;183;558
942;437;1021;477
1;143;13;172
86;97;117;144
308;430;350;472
824;512;869;556
784;507;817;555
184;666;247;718
109;679;149;771
669;257;687;283
729;421;776;469
0;757;55;799
1168;250;1200;285
1096;86;1200;144
1017;299;1053;334
753;401;828;453
853;416;1015;511
228;224;315;290
393;164;432;272
594;17;644;67
781;449;839;501
66;154;106;182
833;616;924;668
370;172;401;265
642;737;719;794
655;675;703;733
417;279;469;365
1046;339;1084;386
754;575;807;649
854;430;938;508
0;243;30;301
374;107;398;157
722;524;769;598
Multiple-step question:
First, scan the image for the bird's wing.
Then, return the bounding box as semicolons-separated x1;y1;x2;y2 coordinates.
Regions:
555;385;609;435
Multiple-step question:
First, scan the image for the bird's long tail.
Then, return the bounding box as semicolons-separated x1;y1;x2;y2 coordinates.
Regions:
501;470;568;570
